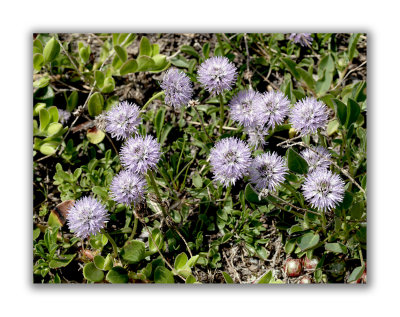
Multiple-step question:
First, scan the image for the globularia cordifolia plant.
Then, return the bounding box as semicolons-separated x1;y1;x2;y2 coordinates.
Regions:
33;33;367;284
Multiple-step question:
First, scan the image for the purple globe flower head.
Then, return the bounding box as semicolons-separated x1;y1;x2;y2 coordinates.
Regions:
302;169;345;212
249;152;288;192
105;101;141;140
229;89;266;128
160;68;193;109
197;56;237;95
66;196;109;239
289;97;328;136
120;135;161;174
209;137;252;187
58;109;71;125
110;170;147;206
245;125;269;149
300;146;332;172
261;91;290;129
289;33;313;47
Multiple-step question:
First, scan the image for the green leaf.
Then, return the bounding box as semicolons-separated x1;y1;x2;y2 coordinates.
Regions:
83;262;104;282
47;122;63;136
287;148;309;174
67;91;79;112
257;270;273;284
180;45;200;59
154;107;165;142
92;186;108;200
346;98;361;128
33;228;41;240
347;264;365;283
185;274;197;284
333;99;347;126
338;191;353;210
192;172;203;188
282;58;300;81
93;255;105;270
43;37;60;63
106;266;129;283
103;254;114;271
33;53;44;71
187;255;199;267
244;184;268;205
325;242;348;254
79;46;90;63
154;266;174;283
121;240;145;264
139;36;152;56
114;45;128;62
148;228;164;254
150;54;170;72
89;234;108;250
137;55;155;71
39;108;50;131
327;119;339;136
202;43;210;59
174;252;188;271
348;33;361;61
49;254;75;269
120;59;138;75
33;39;43;54
47;106;59;123
112;55;123;69
95;70;105;88
222;271;234;283
87;127;105;144
297;67;315;91
152;44;160;56
297;232;320;251
100;77;115;94
87;92;104;117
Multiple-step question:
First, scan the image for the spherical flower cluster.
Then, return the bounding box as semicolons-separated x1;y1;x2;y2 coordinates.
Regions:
301;146;331;172
245;126;269;148
289;97;328;136
160;68;193;109
58;109;71;125
302;169;345;212
120;135;161;174
66;196;109;239
228;90;265;128
110;170;147;206
197;56;237;95
260;91;290;129
289;33;313;47
249;152;288;192
209;137;252;187
105;101;141;140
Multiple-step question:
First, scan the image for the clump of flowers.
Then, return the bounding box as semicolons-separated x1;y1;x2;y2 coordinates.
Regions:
66;196;109;239
228;89;265;128
160;68;193;109
120;135;161;174
301;146;331;172
302;169;345;212
260;91;290;129
105;101;141;140
249;152;288;192
110;170;147;206
289;33;313;47
209;137;252;187
289;97;328;136
58;109;71;125
197;56;237;95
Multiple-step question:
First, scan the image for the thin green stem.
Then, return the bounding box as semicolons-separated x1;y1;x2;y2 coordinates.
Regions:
142;91;165;111
128;215;138;240
101;229;118;259
320;212;327;236
218;94;225;135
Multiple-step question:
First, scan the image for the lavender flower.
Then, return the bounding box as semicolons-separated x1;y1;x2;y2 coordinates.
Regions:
249;152;288;192
197;56;237;95
261;91;290;129
209;137;252;187
289;97;328;136
289;33;313;47
245;126;269;148
105;101;141;140
120;135;161;174
300;146;331;172
229;90;266;128
66;196;109;239
160;68;193;109
110;170;147;206
58;109;71;125
302;169;345;212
